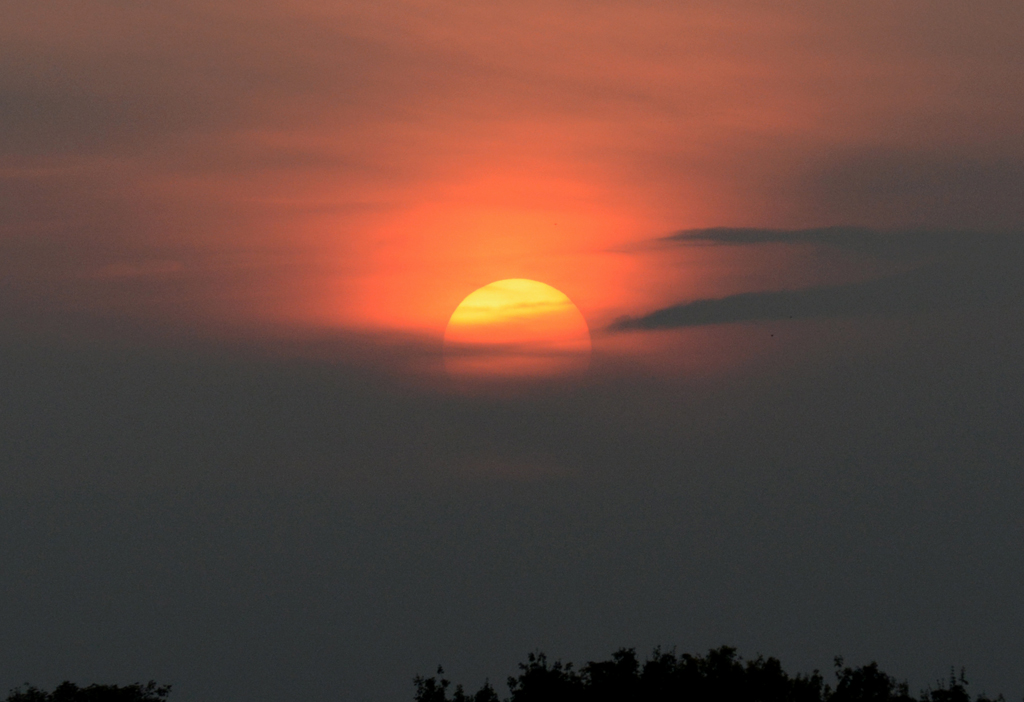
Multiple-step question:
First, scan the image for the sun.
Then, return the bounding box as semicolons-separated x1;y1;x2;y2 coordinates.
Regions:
443;279;591;380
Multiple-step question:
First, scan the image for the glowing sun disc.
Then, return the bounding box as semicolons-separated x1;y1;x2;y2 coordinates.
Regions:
443;279;591;379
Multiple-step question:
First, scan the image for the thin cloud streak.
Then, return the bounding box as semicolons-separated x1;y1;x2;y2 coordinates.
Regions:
661;226;1014;261
611;227;1024;331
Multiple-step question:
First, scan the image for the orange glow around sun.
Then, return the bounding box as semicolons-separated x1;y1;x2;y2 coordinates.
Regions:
443;279;591;380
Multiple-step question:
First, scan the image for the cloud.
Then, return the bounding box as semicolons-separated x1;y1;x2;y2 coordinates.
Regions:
612;228;1024;331
661;226;1010;261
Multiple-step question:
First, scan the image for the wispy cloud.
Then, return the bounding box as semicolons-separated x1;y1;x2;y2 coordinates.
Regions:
660;226;1007;261
612;227;1024;331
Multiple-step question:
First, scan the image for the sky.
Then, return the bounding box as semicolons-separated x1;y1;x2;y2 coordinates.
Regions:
1;1;1023;700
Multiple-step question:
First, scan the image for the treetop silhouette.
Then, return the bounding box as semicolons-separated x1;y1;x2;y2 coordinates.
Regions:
415;647;1007;702
4;681;170;702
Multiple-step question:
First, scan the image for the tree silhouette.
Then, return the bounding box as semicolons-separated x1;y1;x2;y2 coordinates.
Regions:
415;667;500;702
4;681;170;702
831;658;914;702
415;647;1008;702
506;652;583;702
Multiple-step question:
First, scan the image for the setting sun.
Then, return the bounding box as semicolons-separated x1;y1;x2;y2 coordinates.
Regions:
443;279;591;380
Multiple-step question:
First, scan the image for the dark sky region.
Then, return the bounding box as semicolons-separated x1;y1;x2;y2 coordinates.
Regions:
2;2;1024;701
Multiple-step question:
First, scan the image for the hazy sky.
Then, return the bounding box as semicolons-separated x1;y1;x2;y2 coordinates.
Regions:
2;2;1023;701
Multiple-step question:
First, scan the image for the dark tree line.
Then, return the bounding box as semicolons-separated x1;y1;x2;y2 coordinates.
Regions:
4;682;169;702
414;647;1009;702
2;649;1008;702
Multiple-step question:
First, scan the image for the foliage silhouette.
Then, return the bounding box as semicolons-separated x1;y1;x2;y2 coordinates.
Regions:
4;681;170;702
415;647;1008;702
414;667;500;702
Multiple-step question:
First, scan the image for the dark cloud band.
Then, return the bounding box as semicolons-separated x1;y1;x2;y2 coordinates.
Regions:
612;228;1023;331
660;226;1006;261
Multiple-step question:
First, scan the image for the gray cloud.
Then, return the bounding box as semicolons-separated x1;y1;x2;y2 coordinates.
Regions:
613;228;1024;331
2;310;1023;701
661;226;970;261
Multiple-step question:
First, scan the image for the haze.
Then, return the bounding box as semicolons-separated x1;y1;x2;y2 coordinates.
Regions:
1;2;1022;701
